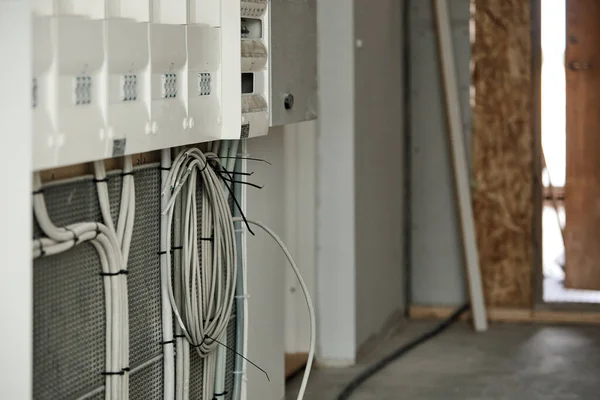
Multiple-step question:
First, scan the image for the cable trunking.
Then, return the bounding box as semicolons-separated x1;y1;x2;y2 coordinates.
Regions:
32;0;271;171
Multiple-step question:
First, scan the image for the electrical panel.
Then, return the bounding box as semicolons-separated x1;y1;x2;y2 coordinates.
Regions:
31;0;317;171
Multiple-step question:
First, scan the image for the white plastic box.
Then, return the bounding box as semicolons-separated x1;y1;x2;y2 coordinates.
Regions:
149;23;188;149
240;2;269;138
55;16;106;167
105;19;151;156
32;15;58;170
187;0;241;142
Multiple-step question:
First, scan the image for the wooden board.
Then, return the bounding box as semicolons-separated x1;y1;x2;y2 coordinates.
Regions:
564;0;600;290
409;305;600;325
472;0;534;307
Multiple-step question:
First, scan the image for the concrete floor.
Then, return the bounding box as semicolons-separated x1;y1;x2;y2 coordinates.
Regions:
286;320;600;399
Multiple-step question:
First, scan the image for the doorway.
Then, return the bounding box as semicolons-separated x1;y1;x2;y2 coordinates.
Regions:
540;0;600;303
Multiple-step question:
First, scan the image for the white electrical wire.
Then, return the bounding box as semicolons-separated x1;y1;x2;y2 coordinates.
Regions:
161;149;176;400
32;172;127;400
232;218;315;400
160;148;238;400
93;157;135;400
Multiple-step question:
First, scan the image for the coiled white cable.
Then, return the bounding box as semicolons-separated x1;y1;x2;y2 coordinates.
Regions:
160;148;238;389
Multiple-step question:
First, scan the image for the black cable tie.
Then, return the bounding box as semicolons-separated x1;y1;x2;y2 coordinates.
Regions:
171;246;183;251
159;167;171;171
99;270;128;277
199;236;214;242
38;239;46;257
160;339;176;345
32;188;45;195
174;334;185;338
218;175;264;190
208;155;272;166
93;177;109;183
213;391;228;398
121;171;134;177
199;334;270;382
65;227;79;243
121;367;131;372
101;371;125;376
157;250;168;256
219;168;255;235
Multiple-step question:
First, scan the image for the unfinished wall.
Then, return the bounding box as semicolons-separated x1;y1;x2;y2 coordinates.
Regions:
472;0;533;308
410;0;534;309
409;0;470;306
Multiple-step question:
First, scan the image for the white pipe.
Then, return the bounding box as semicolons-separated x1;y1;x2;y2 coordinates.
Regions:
161;149;176;400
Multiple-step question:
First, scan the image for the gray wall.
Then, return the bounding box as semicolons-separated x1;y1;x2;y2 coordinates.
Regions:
245;128;286;399
316;0;407;363
409;0;470;306
354;0;406;347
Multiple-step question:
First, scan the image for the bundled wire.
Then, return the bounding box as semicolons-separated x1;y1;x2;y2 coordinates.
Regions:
32;172;128;400
33;159;135;400
94;158;135;400
160;148;237;400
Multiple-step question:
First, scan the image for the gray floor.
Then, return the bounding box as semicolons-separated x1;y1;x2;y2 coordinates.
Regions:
286;320;600;399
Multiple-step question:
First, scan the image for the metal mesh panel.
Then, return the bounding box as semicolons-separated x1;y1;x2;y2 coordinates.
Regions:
189;347;205;399
225;316;237;400
33;179;105;400
121;169;163;366
130;359;163;400
33;164;240;400
33;243;106;400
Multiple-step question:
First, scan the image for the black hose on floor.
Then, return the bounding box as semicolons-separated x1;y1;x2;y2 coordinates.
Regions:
335;304;470;400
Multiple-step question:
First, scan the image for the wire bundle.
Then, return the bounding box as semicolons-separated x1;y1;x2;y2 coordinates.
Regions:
160;148;237;399
32;156;135;400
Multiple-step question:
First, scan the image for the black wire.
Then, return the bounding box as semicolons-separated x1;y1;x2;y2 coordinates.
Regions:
336;303;470;400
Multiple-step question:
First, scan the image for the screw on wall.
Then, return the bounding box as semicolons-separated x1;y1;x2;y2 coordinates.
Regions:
284;93;294;111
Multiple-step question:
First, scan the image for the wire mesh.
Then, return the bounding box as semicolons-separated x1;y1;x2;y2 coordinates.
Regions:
33;164;240;399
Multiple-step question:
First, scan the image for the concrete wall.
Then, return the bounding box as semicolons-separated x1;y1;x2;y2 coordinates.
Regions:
246;128;287;399
409;0;470;306
316;0;406;364
354;0;406;347
316;0;357;365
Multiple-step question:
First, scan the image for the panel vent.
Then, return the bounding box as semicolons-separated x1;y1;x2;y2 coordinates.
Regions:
161;73;178;99
74;76;92;105
121;74;138;102
197;73;212;96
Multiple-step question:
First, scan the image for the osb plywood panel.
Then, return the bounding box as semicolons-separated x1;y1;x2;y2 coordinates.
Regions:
472;0;533;307
564;0;600;290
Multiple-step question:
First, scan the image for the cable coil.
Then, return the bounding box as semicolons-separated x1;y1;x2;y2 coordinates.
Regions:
161;148;238;360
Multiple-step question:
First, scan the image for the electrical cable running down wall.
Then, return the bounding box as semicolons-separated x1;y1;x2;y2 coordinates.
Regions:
32;156;136;400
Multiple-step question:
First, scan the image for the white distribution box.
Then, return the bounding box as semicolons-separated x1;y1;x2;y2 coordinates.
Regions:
149;23;188;149
105;19;151;157
56;0;105;19
187;0;241;142
55;16;106;167
32;15;58;170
